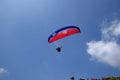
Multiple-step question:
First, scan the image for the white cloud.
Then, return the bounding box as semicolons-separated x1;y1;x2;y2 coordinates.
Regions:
113;22;120;36
101;20;120;38
0;68;8;74
87;19;120;69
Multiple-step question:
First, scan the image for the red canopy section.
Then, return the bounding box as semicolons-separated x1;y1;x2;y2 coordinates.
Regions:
48;26;80;43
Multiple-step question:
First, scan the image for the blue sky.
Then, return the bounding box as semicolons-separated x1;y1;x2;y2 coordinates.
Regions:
0;0;120;80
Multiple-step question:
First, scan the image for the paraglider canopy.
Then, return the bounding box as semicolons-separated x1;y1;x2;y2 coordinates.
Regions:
48;26;80;43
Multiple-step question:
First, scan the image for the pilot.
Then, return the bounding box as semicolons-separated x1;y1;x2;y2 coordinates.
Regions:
56;47;62;52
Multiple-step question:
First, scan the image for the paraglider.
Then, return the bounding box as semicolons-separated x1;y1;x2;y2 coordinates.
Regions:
48;26;81;52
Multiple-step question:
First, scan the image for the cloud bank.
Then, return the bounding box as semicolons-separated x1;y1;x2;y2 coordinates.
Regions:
0;68;8;74
87;19;120;69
